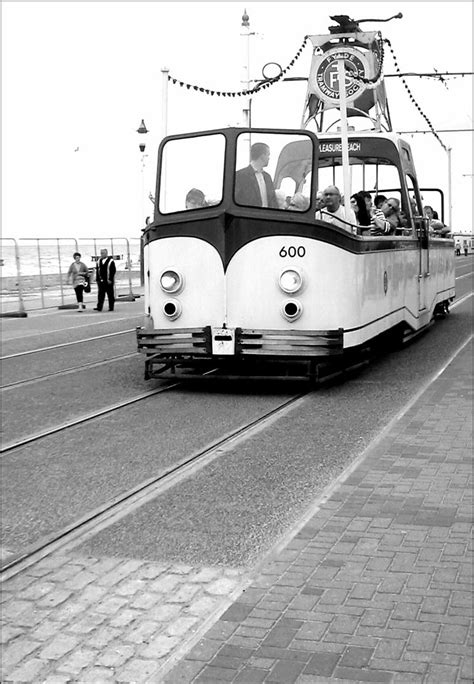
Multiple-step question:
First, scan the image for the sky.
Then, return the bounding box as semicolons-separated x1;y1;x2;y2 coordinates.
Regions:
2;1;473;239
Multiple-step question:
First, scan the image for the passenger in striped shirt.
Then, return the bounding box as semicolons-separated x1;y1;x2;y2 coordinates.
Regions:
369;198;403;236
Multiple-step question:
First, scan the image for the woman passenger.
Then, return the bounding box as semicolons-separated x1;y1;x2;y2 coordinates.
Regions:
350;193;371;234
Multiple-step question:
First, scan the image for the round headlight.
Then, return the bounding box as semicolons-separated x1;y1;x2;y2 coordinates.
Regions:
279;268;303;294
281;299;303;321
163;298;182;320
160;270;183;293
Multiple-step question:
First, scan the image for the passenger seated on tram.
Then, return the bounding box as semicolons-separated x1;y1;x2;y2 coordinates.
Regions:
315;190;325;211
424;206;450;236
350;192;371;234
358;190;373;213
370;197;404;235
315;186;356;232
369;205;393;236
374;194;387;210
185;188;207;210
275;189;288;209
287;193;310;211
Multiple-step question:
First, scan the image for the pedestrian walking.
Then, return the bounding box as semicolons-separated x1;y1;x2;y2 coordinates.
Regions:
66;252;89;312
94;249;116;312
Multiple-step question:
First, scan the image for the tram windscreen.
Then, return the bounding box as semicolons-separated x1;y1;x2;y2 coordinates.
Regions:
234;133;314;212
158;133;226;214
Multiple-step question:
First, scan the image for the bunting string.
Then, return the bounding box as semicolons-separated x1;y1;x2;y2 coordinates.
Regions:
383;39;448;150
167;36;310;97
350;33;385;85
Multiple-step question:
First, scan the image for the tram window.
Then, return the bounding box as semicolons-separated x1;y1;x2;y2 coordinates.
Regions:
158;134;225;214
234;133;314;211
418;188;444;224
317;160;402;196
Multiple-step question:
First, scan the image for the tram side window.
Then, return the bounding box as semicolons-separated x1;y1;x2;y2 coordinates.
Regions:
158;134;225;214
234;133;313;212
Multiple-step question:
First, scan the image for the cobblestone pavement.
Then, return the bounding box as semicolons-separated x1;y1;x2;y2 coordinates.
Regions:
1;341;472;683
164;342;473;684
1;558;251;682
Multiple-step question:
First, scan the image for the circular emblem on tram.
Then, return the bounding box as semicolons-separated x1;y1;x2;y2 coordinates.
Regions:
311;46;370;105
383;271;388;294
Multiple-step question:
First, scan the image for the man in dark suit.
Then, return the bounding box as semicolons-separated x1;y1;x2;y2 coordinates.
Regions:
94;249;116;312
235;142;278;208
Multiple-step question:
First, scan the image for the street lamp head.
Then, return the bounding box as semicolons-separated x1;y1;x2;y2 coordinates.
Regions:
139;143;146;152
137;119;149;134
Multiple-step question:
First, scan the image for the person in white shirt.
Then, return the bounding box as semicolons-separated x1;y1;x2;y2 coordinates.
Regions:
315;186;356;232
234;143;278;208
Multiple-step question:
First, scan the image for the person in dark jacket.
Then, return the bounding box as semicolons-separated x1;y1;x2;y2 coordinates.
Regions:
94;249;116;312
234;142;278;208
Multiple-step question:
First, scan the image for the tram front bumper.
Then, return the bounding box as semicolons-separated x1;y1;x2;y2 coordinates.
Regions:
137;326;344;363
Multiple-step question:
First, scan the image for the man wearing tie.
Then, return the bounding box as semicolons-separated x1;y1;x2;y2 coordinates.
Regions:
94;249;116;312
235;142;278;209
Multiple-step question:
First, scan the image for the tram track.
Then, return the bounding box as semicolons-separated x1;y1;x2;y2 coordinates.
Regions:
1;288;470;574
0;389;312;580
0;353;374;578
0;383;178;455
0;327;136;360
0;351;138;390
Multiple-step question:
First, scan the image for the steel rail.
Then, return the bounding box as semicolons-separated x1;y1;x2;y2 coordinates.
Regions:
1;352;138;390
0;328;136;361
0;385;178;456
0;390;312;580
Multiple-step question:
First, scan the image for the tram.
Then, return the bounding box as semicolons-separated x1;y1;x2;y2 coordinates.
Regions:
137;14;455;380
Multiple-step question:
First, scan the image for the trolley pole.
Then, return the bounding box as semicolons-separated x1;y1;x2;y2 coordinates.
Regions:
337;58;352;227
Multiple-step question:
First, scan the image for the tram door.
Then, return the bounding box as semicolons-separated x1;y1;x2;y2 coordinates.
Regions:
417;217;430;312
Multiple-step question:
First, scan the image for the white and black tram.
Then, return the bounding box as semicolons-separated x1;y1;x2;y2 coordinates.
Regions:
136;15;455;381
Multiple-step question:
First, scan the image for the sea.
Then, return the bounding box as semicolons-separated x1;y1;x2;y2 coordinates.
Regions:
0;238;142;279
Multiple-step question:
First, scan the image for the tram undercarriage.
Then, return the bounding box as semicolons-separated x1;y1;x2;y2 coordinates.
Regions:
136;309;450;382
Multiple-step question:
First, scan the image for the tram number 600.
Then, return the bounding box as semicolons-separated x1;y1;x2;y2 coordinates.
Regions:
279;246;306;258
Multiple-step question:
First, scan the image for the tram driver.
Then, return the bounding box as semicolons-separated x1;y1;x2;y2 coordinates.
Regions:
234;142;278;208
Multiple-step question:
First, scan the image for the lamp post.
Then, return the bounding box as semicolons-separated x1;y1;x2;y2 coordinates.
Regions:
137;119;149;228
241;9;251;128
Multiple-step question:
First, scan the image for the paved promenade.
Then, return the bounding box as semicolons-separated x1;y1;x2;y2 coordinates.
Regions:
165;340;473;683
1;335;472;683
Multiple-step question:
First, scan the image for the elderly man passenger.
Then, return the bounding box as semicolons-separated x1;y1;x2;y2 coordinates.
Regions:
287;193;310;211
315;186;356;231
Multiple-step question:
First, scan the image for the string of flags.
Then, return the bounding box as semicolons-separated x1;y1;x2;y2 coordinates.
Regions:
167;31;447;152
350;34;385;85
167;36;310;97
384;39;448;151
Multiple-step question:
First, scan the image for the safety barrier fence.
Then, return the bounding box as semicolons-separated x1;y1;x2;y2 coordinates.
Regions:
0;237;143;317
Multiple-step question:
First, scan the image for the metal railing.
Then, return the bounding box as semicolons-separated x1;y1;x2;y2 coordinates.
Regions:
0;237;142;317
